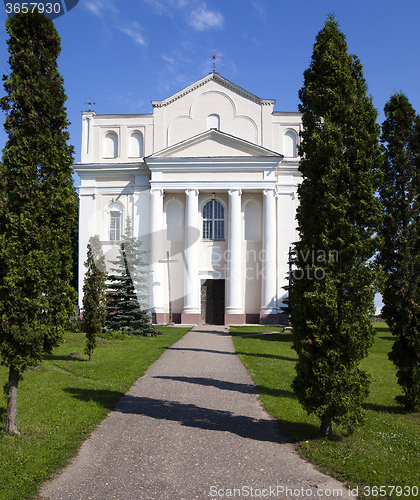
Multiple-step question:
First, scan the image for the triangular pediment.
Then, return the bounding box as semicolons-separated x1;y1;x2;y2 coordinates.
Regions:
147;129;282;159
151;73;276;108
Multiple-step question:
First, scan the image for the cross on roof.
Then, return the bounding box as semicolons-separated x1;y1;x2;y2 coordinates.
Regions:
84;97;96;111
206;48;223;74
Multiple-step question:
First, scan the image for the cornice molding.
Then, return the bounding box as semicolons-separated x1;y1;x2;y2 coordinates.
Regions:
74;162;149;174
147;129;282;159
150;180;277;191
151;73;276;108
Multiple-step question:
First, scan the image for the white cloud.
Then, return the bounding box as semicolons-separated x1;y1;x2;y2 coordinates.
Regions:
142;0;224;31
119;22;147;46
162;54;176;65
83;0;146;46
142;0;166;15
250;0;267;22
242;32;262;46
83;0;118;17
188;3;224;31
169;0;190;8
145;0;194;14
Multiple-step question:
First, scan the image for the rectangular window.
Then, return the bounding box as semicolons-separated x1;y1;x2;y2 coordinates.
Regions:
203;220;212;240
110;211;121;241
214;220;224;240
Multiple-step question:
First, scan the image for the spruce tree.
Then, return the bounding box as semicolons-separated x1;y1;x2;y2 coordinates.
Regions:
378;93;420;411
291;15;383;436
83;236;107;361
0;12;77;434
106;217;154;336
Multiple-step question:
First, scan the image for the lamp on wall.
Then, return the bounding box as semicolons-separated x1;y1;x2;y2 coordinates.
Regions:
212;192;215;200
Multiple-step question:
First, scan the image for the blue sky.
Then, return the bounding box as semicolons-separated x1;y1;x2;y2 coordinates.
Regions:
1;0;419;311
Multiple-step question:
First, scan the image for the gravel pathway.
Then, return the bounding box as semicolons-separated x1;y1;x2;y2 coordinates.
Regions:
39;325;353;500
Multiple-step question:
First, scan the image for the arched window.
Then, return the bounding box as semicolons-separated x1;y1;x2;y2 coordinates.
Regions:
244;200;261;241
129;131;144;157
103;131;118;158
110;211;121;241
203;200;224;240
207;114;220;131
106;201;124;241
283;129;298;157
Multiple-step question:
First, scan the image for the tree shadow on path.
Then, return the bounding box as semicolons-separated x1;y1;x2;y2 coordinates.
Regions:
153;375;258;394
113;394;291;444
166;347;236;355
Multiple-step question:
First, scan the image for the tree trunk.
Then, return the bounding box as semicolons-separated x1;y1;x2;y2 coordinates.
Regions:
89;347;92;362
320;416;332;437
5;367;20;435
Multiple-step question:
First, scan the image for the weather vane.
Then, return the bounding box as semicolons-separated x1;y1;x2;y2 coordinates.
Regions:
206;48;223;74
84;97;96;111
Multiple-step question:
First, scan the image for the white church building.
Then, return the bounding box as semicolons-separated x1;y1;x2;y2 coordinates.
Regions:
76;73;302;325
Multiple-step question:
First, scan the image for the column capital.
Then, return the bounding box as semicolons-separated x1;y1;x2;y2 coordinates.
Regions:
228;188;242;196
263;187;277;197
150;188;164;197
185;188;199;196
276;190;296;199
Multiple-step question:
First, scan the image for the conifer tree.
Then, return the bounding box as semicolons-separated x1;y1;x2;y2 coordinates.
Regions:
106;217;154;336
0;12;77;434
378;93;420;411
83;236;107;361
291;15;383;436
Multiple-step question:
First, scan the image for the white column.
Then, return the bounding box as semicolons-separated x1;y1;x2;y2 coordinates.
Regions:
226;188;242;315
277;192;296;312
78;191;95;308
261;188;277;315
182;188;200;316
150;188;164;315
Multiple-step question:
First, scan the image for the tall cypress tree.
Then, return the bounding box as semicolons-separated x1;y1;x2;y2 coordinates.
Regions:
378;93;420;411
0;12;77;434
291;15;383;436
83;236;107;362
106;217;155;336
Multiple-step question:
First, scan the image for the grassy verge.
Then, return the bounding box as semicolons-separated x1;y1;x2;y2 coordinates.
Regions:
0;326;190;500
231;323;420;500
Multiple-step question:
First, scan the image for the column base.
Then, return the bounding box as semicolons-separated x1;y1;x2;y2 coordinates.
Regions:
149;312;183;325
150;312;168;324
181;313;201;325
245;313;260;324
259;313;279;325
224;313;246;325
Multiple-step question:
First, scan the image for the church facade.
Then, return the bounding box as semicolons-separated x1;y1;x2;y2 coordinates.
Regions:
75;73;302;325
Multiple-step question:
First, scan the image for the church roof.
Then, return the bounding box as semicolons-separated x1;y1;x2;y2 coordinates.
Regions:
151;73;276;108
147;128;283;159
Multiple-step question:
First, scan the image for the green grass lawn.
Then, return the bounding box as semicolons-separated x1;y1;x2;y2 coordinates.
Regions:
231;323;420;500
0;327;190;500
